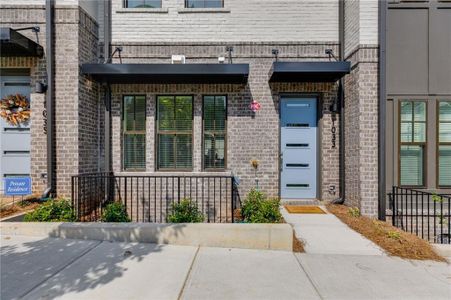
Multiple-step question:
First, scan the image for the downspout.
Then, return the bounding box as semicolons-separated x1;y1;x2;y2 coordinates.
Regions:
104;0;112;175
41;0;54;199
378;0;387;220
333;0;346;204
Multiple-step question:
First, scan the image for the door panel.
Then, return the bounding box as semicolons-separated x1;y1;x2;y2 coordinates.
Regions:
280;98;317;199
0;75;31;193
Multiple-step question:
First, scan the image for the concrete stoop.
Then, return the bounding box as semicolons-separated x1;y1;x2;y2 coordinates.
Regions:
0;222;293;251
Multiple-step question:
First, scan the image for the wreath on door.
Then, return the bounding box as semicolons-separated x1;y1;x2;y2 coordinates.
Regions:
0;94;31;126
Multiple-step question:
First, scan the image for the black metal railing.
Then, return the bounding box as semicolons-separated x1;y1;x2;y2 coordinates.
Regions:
71;173;240;223
389;186;450;244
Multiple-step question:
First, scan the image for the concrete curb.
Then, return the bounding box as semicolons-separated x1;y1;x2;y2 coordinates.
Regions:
0;222;293;251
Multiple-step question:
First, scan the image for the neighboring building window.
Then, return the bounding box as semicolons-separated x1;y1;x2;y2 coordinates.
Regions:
123;95;146;170
157;96;193;170
203;95;226;170
399;101;426;186
125;0;162;8
438;101;451;187
185;0;223;8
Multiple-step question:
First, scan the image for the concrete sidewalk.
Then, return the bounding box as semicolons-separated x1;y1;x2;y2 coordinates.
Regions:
281;206;385;255
1;234;450;300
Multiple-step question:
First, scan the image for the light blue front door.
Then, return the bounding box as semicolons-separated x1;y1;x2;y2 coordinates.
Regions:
0;75;31;194
280;97;318;199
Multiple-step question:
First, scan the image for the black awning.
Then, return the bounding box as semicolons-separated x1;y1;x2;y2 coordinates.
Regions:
0;28;44;57
81;63;249;84
269;61;351;82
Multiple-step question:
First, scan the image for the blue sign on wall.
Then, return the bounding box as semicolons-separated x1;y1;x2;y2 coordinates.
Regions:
4;177;32;196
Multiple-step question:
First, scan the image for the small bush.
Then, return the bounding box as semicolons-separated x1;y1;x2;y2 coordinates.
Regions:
348;207;360;217
241;189;282;223
24;199;76;222
168;199;204;223
387;230;401;240
101;202;131;222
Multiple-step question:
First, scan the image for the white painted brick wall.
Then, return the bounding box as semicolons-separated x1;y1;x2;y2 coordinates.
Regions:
345;0;378;56
111;0;339;43
360;0;378;45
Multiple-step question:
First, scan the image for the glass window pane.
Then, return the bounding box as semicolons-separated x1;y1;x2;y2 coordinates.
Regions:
204;134;225;169
124;134;145;170
157;96;193;170
215;96;226;130
400;145;424;186
439;145;451;186
124;96;134;131
175;96;192;131
400;101;412;121
135;96;146;131
414;102;426;121
400;122;412;142
176;135;192;168
158;135;174;169
186;0;223;8
126;0;161;8
413;122;426;142
439;101;451;122
439;123;451;143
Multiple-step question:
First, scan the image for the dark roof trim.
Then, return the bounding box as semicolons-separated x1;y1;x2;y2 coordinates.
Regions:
0;28;44;57
81;63;249;84
269;61;351;83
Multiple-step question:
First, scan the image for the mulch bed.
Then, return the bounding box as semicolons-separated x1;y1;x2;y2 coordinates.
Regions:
326;204;445;262
0;199;41;219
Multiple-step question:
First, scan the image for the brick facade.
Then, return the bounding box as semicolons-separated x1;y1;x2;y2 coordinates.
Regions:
1;1;382;217
344;45;379;217
0;4;102;197
108;43;341;201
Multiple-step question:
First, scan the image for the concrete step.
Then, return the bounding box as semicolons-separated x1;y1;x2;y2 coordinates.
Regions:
281;199;321;206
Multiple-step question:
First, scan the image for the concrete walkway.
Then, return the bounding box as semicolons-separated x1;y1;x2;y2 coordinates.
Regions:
281;206;385;255
1;234;450;300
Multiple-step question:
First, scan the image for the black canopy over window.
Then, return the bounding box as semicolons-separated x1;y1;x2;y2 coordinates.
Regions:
0;28;43;57
269;61;351;82
81;63;249;84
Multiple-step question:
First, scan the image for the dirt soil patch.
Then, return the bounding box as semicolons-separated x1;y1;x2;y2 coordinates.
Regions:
326;204;445;262
0;198;41;219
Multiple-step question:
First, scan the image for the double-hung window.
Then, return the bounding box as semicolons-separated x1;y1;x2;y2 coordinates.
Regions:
157;96;193;170
123;95;146;170
203;95;226;170
438;101;451;187
124;0;162;8
399;101;427;186
185;0;223;8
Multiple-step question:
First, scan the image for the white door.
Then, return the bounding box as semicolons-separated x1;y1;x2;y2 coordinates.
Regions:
0;75;31;194
280;97;318;199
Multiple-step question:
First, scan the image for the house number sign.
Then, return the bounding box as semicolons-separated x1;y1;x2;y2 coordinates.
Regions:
331;118;337;148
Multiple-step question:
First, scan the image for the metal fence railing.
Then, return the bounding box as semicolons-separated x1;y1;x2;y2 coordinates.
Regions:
71;173;240;223
389;186;450;244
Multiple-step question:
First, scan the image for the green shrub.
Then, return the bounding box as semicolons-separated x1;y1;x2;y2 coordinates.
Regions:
241;189;282;223
24;199;76;222
348;207;360;217
101;202;131;222
168;199;204;223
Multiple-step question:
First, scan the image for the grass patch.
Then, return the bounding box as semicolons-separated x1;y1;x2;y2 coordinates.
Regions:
326;204;445;262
